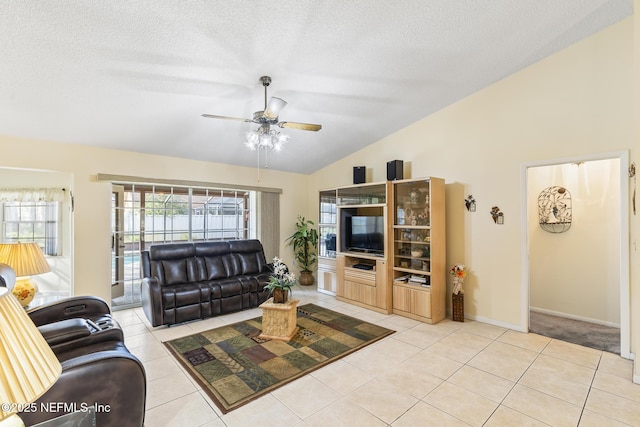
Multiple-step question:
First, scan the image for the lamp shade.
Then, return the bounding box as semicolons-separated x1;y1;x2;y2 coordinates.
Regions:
0;287;61;420
0;243;50;277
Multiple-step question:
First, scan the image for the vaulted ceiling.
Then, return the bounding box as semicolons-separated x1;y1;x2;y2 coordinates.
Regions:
0;1;632;174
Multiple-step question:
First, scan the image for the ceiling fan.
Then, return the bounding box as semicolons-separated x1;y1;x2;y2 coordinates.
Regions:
202;76;322;133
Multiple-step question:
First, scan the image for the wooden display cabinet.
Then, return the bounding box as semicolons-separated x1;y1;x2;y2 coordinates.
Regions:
335;182;391;314
390;177;445;323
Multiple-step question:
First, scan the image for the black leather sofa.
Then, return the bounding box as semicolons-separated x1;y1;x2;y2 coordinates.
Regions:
0;267;146;427
140;239;273;327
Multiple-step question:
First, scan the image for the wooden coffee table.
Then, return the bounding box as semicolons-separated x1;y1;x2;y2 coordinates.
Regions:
258;298;299;341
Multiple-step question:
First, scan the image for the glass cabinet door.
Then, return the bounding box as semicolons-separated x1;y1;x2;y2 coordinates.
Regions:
318;190;337;258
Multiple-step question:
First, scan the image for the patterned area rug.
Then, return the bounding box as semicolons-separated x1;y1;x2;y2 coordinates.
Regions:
164;303;394;413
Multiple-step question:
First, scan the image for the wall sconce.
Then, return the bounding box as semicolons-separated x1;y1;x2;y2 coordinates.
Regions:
465;195;476;212
491;206;504;224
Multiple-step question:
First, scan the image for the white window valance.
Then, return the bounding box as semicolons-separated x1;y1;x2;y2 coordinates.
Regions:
0;188;66;202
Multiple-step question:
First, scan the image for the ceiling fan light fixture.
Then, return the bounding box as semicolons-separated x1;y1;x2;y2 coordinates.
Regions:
245;124;289;152
263;97;287;120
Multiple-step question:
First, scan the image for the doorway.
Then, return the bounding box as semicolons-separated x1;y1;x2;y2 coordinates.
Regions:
521;151;630;358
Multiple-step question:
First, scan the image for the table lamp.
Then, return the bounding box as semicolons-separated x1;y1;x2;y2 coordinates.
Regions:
0;287;62;426
0;243;50;308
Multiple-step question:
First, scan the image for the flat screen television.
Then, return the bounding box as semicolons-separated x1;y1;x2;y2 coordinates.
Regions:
344;215;384;254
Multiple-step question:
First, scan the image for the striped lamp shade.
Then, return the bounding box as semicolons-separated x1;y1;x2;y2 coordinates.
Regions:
0;287;61;421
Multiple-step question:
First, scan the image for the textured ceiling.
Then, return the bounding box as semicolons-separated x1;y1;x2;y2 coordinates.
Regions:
0;1;632;174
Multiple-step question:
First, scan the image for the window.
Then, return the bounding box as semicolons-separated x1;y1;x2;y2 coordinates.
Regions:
111;183;254;308
2;201;61;256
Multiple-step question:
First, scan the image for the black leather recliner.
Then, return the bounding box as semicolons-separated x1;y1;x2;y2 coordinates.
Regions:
0;265;146;427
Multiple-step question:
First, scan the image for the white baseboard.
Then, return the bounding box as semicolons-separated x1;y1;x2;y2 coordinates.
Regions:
530;307;620;329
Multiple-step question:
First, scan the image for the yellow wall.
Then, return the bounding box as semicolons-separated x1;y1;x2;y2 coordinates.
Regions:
632;0;640;382
0;135;309;303
310;18;634;330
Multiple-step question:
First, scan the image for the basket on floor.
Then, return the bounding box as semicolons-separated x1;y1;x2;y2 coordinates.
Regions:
452;293;464;322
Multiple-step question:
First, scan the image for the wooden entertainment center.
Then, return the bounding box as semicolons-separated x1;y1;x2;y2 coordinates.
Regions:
317;177;446;323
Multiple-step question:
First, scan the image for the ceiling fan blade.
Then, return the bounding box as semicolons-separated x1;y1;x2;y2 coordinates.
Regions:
201;114;253;123
263;97;287;120
278;121;322;132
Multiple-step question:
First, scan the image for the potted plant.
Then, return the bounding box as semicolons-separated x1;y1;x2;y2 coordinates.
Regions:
264;257;296;303
286;215;319;286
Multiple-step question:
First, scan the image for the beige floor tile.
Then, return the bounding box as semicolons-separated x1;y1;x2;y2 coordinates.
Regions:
502;384;582;427
122;321;151;338
271;374;342;419
421;318;465;336
467;341;537;382
592;370;640;403
425;339;482;363
143;391;219;427
143;354;182;382
407;348;464;379
447;365;515;402
392;401;469;427
370;336;422;360
112;309;144;326
221;394;301;427
423;381;498;427
347;377;418;424
343;344;401;374
528;354;595;386
459;320;507;340
542;339;602;369
439;330;493;352
128;339;169;363
578;409;631;427
484;405;549;426
498;330;551;353
585;387;640;425
386;314;424;329
598;352;634;380
304;397;387;427
378;358;444;399
393;327;443;349
146;370;199;409
126;330;162;348
518;364;590;406
311;359;374;395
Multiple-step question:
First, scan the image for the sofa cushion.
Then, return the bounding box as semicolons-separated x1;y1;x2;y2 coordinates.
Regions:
230;240;268;275
218;278;242;298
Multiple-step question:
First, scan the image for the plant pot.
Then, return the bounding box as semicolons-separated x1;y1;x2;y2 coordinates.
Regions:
272;288;289;304
299;270;314;286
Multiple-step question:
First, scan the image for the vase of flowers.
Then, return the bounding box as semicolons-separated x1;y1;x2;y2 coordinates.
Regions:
264;257;297;303
449;264;466;295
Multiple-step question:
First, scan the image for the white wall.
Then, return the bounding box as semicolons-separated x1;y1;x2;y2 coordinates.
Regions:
310;17;634;330
528;159;620;326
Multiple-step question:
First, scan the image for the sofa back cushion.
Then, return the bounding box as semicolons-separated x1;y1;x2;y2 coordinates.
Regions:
194;241;232;280
146;243;197;286
229;240;268;275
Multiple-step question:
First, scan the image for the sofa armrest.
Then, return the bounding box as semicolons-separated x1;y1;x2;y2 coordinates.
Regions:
27;296;111;327
141;276;163;327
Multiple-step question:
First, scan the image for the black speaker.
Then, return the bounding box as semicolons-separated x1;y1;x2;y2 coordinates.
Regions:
353;166;366;184
387;160;404;181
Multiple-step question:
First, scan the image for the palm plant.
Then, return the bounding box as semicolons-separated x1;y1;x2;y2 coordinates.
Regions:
285;215;318;285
